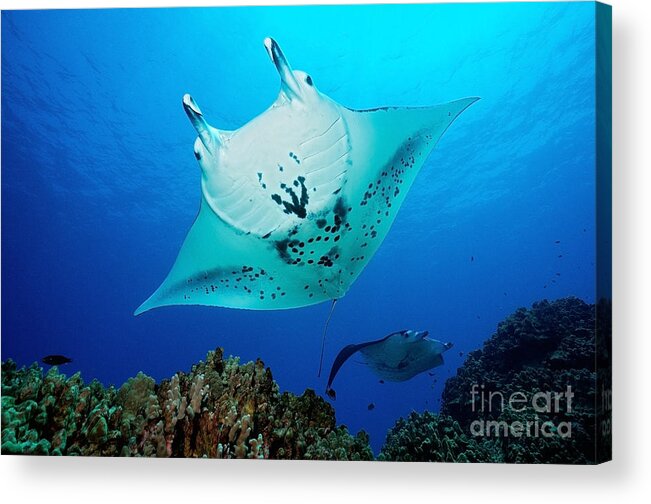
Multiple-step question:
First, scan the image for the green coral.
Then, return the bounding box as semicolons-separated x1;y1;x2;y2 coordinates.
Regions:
379;412;497;462
1;349;372;460
267;390;373;461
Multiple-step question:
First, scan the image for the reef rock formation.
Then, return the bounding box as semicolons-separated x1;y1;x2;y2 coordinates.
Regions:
378;411;498;462
381;297;610;464
440;297;599;463
1;348;372;460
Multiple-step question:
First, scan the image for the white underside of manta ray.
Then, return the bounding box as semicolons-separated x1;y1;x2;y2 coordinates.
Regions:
135;37;478;315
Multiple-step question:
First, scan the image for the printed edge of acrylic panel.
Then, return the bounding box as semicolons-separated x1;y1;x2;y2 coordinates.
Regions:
595;0;612;465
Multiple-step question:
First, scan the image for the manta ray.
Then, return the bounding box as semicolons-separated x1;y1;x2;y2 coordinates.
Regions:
325;329;453;399
135;37;478;315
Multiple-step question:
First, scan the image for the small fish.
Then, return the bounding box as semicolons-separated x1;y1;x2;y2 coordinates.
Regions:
544;285;547;288
367;403;375;411
42;355;72;366
470;256;474;262
556;272;561;276
558;254;563;258
459;351;464;357
503;292;507;296
379;379;385;384
428;372;436;376
476;315;481;319
555;240;561;244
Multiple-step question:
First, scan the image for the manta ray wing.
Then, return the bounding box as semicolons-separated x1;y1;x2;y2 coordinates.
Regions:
134;197;332;314
359;333;411;368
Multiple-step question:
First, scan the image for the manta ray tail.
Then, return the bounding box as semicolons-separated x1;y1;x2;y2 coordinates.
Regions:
317;299;338;377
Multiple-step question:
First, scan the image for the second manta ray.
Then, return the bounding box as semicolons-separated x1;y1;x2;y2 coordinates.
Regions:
325;330;453;399
135;37;478;315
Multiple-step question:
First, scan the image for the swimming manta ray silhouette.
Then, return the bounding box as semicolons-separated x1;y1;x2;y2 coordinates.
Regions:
325;329;454;399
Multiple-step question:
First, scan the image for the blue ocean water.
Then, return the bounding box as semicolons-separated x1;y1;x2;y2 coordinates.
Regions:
1;3;596;454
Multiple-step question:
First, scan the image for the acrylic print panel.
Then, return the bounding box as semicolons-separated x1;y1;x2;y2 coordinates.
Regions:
1;2;611;462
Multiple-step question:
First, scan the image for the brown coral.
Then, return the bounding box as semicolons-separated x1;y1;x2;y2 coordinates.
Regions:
1;348;372;460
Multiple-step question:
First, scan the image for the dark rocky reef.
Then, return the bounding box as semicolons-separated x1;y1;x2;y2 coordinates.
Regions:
1;348;373;460
595;298;612;463
378;411;499;462
381;297;611;464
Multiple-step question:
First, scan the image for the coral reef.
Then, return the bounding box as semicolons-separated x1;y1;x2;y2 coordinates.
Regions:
440;297;598;463
380;297;609;464
378;412;498;462
1;348;372;460
3;296;610;463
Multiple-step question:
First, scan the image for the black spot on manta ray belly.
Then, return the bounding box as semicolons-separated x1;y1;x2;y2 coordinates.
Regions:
272;196;352;274
173;266;290;303
270;176;309;219
358;141;422;210
274;239;293;264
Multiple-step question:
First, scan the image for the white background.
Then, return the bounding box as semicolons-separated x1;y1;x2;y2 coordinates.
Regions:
0;0;649;502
